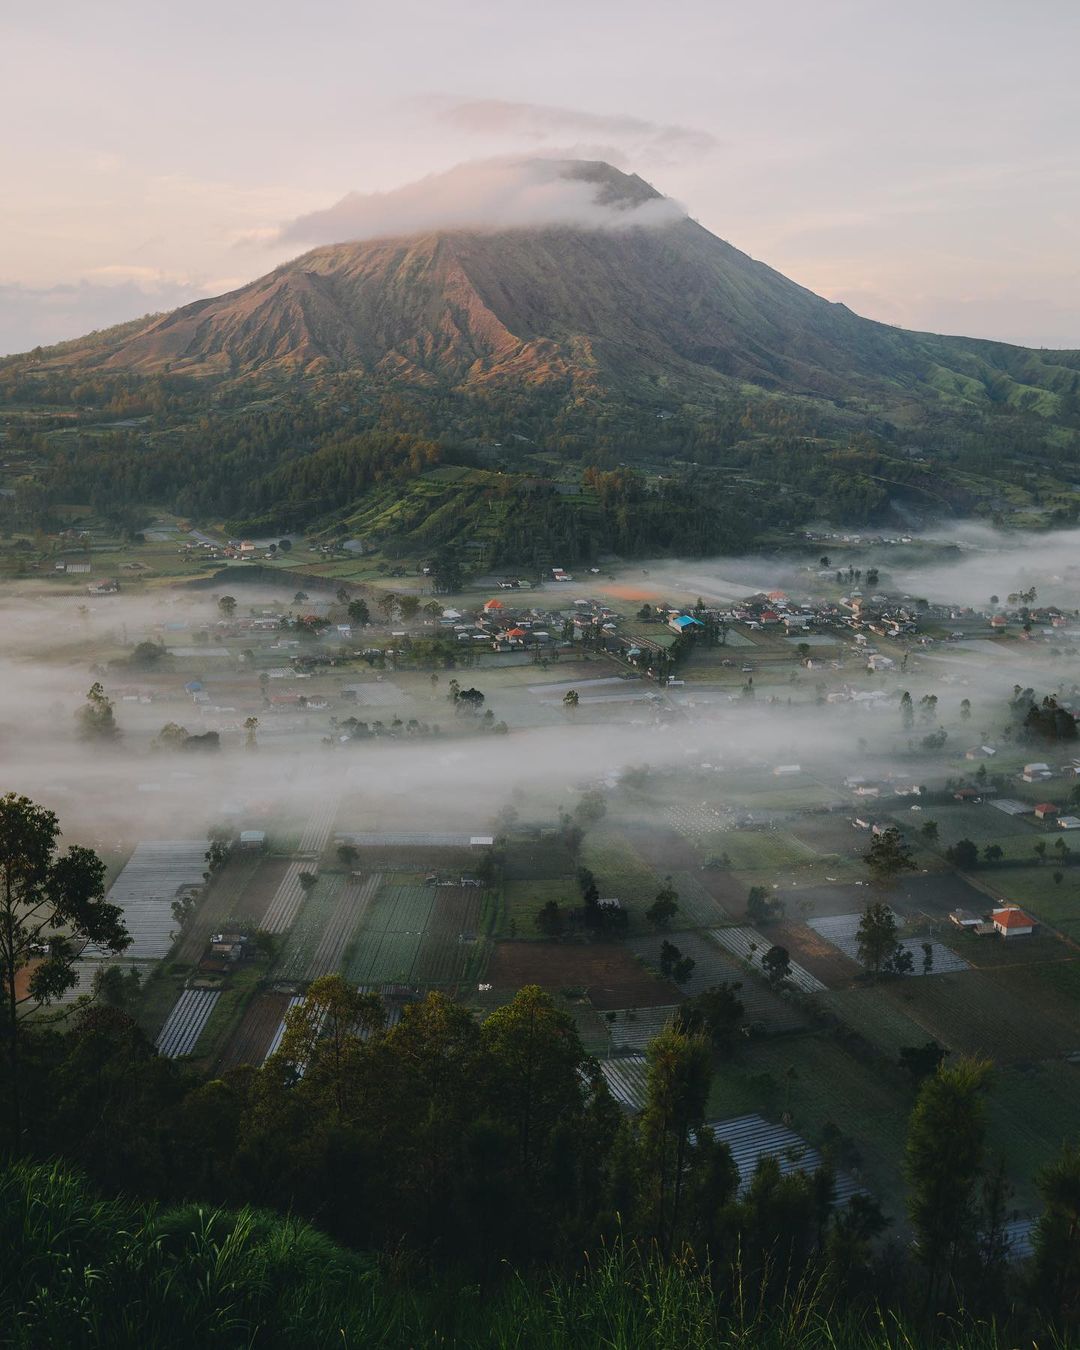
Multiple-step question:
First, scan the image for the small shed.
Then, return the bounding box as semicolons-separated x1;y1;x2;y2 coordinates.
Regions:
1034;803;1059;821
238;830;267;851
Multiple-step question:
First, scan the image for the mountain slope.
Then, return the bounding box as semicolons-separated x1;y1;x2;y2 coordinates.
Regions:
27;161;1079;419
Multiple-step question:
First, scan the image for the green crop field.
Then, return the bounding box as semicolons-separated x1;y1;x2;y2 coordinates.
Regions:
274;874;346;982
341;880;434;988
984;1062;1080;1206
502;878;577;937
706;1033;912;1215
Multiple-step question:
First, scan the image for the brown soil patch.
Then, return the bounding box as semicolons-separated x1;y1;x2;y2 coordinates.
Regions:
488;941;681;1010
770;920;862;986
217;990;291;1073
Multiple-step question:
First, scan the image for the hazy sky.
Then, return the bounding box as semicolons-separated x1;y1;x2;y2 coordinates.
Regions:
2;0;1079;354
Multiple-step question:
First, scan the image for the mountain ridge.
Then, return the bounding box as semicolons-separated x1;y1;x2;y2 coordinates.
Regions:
17;161;1076;423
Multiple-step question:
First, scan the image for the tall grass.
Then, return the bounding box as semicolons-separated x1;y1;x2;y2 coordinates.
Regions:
0;1161;1069;1348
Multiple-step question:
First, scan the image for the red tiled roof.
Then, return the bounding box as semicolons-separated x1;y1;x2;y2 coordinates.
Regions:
992;908;1034;929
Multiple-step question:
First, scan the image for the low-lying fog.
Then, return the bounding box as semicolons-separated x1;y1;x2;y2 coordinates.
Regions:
1;521;1077;855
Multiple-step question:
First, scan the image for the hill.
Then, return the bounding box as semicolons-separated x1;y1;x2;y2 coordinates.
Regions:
2;160;1080;556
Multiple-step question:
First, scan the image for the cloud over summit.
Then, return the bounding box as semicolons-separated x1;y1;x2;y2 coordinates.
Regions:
279;157;686;247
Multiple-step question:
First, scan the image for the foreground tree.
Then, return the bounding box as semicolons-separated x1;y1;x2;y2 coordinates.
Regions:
639;1023;712;1253
0;794;128;1149
1032;1140;1080;1325
906;1057;991;1311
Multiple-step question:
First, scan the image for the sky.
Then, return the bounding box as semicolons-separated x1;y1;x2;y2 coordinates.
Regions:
2;0;1079;355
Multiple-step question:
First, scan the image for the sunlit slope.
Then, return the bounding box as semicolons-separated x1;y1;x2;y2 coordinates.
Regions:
17;162;1080;418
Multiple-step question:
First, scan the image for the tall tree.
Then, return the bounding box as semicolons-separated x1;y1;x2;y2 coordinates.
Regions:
0;794;128;1149
863;827;916;885
905;1058;991;1311
1032;1141;1080;1325
76;682;120;741
639;1023;712;1253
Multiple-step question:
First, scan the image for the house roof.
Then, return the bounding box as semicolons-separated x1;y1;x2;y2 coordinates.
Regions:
1034;803;1058;813
992;907;1034;929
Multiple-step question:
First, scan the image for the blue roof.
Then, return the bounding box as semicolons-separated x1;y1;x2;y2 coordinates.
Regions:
672;615;705;629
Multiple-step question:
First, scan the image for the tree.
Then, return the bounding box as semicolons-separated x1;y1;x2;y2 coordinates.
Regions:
899;1040;947;1087
960;698;971;721
243;716;258;751
1032;1141;1080;1323
535;900;563;937
983;843;1002;863
155;721;190;751
293;590;308;605
298;871;318;894
746;884;782;925
76;682;120;741
0;793;128;1149
761;944;791;989
645;885;679;930
277;538;292;552
347;598;370;627
377;593;398;623
659;939;683;979
639;1024;712;1252
337;844;358;867
218;595;237;618
856;901;905;977
946;838;979;869
863;827;916;885
906;1058;991;1311
275;975;382;1112
456;687;485;714
674;982;744;1055
399;596;421;623
480;985;589;1177
900;690;914;730
562;689;579;714
921;820;939;844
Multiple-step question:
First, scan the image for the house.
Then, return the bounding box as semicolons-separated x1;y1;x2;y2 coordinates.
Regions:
773;764;801;776
953;787;981;802
990;615;1007;629
668;614;705;635
238;830;267;852
1023;762;1053;782
483;599;505;614
992;906;1035;938
1059;815;1080;830
949;908;982;929
1034;803;1059;821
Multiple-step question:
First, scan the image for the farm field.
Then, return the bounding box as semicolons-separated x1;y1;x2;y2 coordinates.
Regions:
176;855;261;964
216;990;293;1072
983;864;1080;938
412;885;489;982
341;879;436;985
629;930;805;1032
767;920;862;986
877;963;1080;1064
705;1033;912;1215
487;940;679;1009
502;878;576;937
275;873;348;981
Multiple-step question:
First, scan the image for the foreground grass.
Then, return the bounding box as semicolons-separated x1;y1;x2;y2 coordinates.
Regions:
1;1161;1072;1349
